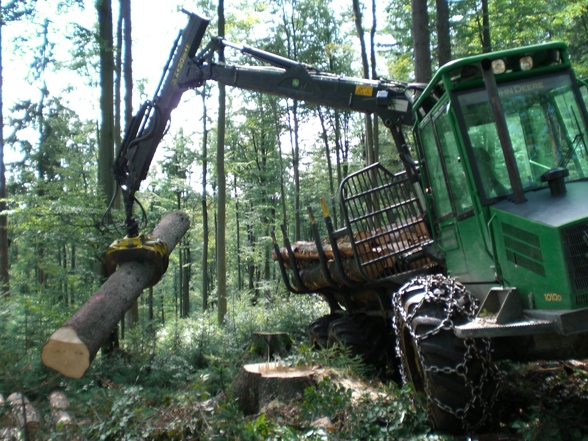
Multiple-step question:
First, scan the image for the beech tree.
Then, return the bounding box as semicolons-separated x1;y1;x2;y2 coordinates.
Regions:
351;0;376;165
216;0;227;324
0;1;7;296
411;0;432;83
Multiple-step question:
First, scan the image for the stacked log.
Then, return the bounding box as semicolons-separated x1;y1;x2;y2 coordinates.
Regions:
272;217;432;290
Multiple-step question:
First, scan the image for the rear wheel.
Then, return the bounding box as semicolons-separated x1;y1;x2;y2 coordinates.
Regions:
393;275;498;434
327;313;397;377
307;314;338;349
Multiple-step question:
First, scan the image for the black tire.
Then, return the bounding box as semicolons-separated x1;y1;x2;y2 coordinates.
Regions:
327;313;396;374
308;314;338;349
393;274;498;435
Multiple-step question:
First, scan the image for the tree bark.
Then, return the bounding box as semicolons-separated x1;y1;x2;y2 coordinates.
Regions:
480;0;491;53
0;12;9;296
97;0;115;200
201;89;209;311
121;0;133;127
181;241;190;317
41;211;190;378
436;0;451;66
216;0;227;324
352;0;375;165
411;0;432;83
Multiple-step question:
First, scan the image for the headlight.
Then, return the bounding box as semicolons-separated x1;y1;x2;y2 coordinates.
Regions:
520;56;533;71
491;59;506;74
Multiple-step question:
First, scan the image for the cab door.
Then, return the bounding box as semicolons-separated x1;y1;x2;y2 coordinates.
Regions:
417;102;474;278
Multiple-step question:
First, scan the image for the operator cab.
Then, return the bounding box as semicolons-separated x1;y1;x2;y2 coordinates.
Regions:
459;70;588;203
412;42;588;305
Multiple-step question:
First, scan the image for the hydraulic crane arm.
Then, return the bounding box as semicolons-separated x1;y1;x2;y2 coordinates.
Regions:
113;10;420;236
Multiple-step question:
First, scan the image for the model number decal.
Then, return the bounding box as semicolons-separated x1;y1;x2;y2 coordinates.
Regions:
544;293;563;302
355;85;373;97
171;45;191;86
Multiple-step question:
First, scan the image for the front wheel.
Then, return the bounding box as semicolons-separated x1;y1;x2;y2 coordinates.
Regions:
393;275;498;434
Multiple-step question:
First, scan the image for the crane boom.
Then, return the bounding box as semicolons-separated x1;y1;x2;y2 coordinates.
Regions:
113;10;420;236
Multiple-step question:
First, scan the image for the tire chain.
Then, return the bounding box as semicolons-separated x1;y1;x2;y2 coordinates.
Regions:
392;274;500;433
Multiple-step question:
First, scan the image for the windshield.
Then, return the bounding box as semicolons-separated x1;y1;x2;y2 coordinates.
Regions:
457;73;588;201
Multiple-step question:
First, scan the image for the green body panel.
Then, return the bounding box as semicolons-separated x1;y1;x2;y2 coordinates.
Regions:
490;182;588;310
490;207;572;309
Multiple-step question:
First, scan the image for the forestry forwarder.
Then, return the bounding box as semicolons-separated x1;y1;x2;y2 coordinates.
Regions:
107;10;588;435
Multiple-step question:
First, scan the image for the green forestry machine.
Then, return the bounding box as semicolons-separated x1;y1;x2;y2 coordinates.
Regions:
109;10;588;434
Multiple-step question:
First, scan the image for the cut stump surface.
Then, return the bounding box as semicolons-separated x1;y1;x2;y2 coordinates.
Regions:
230;363;319;415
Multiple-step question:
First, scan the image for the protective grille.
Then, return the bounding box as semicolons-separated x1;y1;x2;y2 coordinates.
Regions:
339;163;433;282
562;222;588;295
501;222;545;277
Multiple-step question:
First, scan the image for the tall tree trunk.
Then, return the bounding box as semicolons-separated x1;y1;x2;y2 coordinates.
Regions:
271;99;288;229
181;242;190;317
277;2;301;241
480;0;491;53
317;108;337;221
292;101;301;241
247;201;255;293
411;0;432;83
36;19;50;289
97;0;118;352
118;0;139;330
370;0;379;162
114;2;122;152
0;6;9;296
216;0;227;324
201;89;209;311
97;0;115;201
70;244;76;305
352;0;375;165
121;0;133;127
123;0;135;321
436;0;451;66
234;176;242;291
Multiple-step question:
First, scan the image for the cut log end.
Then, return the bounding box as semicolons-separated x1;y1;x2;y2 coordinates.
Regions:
41;326;90;379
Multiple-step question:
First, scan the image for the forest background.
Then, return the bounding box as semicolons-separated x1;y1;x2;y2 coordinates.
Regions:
1;0;588;439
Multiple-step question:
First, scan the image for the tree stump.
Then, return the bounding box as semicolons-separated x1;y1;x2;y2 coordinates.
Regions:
250;332;293;359
230;362;318;415
41;211;190;378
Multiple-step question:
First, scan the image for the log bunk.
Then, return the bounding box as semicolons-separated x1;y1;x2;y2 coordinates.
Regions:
271;213;434;290
270;164;438;313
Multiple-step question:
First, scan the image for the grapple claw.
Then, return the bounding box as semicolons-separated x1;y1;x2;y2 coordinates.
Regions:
105;234;169;287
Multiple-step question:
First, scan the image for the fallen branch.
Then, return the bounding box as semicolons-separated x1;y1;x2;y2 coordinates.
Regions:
41;211;190;378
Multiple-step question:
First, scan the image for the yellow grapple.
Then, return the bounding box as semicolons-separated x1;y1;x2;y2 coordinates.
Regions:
105;234;169;287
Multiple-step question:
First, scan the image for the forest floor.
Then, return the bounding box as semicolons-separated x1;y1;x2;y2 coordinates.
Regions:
68;358;588;439
228;358;588;440
3;353;588;440
3;324;588;440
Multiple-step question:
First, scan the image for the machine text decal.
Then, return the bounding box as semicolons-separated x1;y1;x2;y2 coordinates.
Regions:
544;293;563;302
